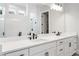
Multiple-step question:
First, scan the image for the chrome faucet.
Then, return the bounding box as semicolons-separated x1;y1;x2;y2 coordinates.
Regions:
27;33;37;40
27;33;32;40
56;32;62;36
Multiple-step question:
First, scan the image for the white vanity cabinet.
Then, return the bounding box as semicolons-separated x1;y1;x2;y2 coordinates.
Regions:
65;36;77;56
32;47;56;56
5;49;28;56
29;36;77;56
49;47;57;56
56;39;65;56
3;35;77;56
29;42;56;56
31;49;51;56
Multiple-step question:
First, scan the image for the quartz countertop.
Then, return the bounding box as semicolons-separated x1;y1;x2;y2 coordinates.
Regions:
0;32;77;54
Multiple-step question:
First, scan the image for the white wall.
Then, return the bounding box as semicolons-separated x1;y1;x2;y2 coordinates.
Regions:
49;9;65;33
64;4;79;51
49;4;79;34
64;4;79;33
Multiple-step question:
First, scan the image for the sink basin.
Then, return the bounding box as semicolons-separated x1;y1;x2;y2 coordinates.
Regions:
31;39;47;42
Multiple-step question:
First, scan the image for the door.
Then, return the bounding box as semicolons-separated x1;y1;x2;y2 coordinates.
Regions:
41;12;49;34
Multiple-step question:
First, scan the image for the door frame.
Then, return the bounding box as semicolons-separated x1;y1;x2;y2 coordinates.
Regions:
41;10;50;34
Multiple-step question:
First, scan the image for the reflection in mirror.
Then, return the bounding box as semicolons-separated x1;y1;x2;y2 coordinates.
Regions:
41;12;49;34
0;3;51;38
0;6;5;16
0;18;4;37
0;10;2;15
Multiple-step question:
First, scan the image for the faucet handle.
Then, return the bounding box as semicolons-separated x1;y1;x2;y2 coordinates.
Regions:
27;33;31;35
3;32;5;36
28;37;32;40
18;32;22;36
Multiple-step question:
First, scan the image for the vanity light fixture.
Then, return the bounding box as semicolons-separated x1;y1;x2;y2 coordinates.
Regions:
0;6;5;15
8;5;16;14
50;3;63;11
0;18;4;21
18;10;25;16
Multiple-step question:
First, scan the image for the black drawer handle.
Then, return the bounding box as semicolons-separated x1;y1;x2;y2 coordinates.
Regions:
20;54;24;56
3;32;5;36
59;49;63;51
60;42;63;43
69;42;71;47
18;32;22;36
44;52;49;56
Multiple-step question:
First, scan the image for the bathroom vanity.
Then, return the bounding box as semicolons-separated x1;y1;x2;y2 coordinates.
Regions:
0;33;78;56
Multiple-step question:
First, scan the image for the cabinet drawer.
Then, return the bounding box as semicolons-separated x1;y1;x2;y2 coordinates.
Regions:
57;53;64;56
31;49;51;56
29;42;56;55
32;47;56;56
49;47;56;56
56;45;65;55
32;51;45;56
56;39;65;46
5;49;28;56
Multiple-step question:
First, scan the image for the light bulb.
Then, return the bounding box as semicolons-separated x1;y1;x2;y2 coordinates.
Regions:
50;4;63;11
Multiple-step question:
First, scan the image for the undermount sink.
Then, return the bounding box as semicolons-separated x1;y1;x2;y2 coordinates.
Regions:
31;39;47;42
30;34;66;42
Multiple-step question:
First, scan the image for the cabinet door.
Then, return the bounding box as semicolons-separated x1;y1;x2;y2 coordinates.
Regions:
31;49;52;56
70;37;77;55
48;47;56;56
65;38;72;56
32;52;49;56
32;47;56;56
65;37;77;56
0;18;4;37
5;49;28;56
29;42;56;55
56;45;65;56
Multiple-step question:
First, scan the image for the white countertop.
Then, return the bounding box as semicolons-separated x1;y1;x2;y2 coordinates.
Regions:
0;32;77;54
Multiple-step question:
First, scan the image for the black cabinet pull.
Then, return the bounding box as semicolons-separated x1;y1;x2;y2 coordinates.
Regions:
18;32;22;36
69;42;71;47
3;32;5;36
60;42;63;43
44;52;49;56
20;54;24;56
59;49;63;51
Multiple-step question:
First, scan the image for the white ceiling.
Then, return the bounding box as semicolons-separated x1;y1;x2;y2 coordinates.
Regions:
1;3;63;9
13;3;26;8
13;3;51;8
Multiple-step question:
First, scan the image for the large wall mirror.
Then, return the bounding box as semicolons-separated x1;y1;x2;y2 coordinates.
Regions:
0;3;42;38
0;3;65;38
